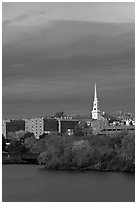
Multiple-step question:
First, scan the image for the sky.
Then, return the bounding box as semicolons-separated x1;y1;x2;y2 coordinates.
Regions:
2;2;135;119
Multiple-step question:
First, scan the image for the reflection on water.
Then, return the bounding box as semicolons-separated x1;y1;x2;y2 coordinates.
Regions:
2;165;135;202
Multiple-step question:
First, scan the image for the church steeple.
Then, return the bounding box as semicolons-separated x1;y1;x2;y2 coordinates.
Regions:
94;83;97;101
91;83;101;120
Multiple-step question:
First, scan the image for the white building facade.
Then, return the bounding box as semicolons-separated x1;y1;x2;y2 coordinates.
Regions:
25;117;44;139
2;119;10;138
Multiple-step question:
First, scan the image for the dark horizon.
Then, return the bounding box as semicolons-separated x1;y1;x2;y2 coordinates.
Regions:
2;3;135;119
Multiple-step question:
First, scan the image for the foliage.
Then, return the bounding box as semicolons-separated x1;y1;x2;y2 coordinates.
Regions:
83;127;93;137
23;132;35;139
121;133;135;163
8;139;28;154
74;125;84;137
5;128;135;172
74;123;93;137
6;131;34;154
54;111;64;118
24;136;37;152
38;131;135;172
7;130;28;141
71;140;95;167
38;146;56;165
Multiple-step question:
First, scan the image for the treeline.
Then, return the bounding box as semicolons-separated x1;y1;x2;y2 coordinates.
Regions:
38;132;135;172
2;128;135;172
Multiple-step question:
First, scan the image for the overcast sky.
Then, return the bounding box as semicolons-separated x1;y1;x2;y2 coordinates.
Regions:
2;2;135;119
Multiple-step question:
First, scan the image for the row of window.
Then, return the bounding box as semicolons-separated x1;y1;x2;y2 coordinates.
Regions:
25;120;42;124
35;131;42;135
30;120;42;123
31;125;42;128
102;128;134;132
31;128;42;131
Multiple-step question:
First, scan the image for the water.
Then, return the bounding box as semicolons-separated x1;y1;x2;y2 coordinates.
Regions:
2;164;135;202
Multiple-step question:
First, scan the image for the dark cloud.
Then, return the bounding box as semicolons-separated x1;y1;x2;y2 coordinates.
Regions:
2;20;11;26
14;14;28;21
36;10;47;15
2;20;135;118
3;14;29;27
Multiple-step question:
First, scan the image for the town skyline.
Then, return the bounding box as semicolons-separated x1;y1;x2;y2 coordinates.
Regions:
2;82;135;120
3;2;135;118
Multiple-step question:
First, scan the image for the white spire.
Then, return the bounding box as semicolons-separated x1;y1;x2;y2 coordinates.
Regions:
91;83;101;120
94;83;97;101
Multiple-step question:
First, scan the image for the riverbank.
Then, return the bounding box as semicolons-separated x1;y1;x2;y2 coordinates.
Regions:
43;163;135;173
2;153;134;173
2;152;38;164
3;129;135;174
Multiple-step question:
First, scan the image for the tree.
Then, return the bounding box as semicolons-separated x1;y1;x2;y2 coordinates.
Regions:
24;134;49;154
71;140;95;167
7;139;28;154
23;131;34;139
78;121;88;129
38;146;56;166
39;133;48;139
30;138;47;154
83;126;93;137
121;133;135;163
54;111;64;118
24;135;37;153
7;130;28;141
74;125;84;137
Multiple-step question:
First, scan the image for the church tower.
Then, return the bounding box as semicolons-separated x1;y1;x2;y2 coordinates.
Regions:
91;83;101;120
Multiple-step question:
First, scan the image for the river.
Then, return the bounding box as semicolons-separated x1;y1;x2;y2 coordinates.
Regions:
2;164;135;202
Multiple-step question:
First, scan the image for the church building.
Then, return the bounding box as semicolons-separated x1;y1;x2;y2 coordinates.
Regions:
91;83;106;121
91;83;108;134
90;83;135;135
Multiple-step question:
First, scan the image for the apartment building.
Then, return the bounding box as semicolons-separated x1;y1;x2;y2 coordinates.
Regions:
43;118;58;133
57;119;79;134
101;125;135;136
2;119;25;138
25;117;44;139
2;119;10;137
